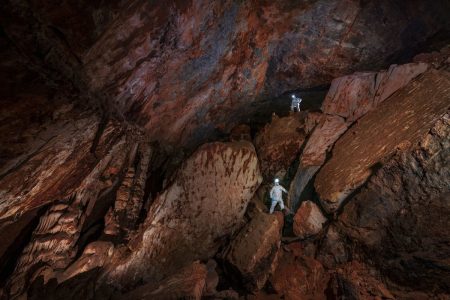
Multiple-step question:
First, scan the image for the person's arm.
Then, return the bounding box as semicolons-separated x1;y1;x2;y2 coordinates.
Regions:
281;186;288;193
270;187;274;199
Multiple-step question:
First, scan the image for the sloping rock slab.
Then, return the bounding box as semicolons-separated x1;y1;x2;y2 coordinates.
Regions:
315;70;450;212
300;114;348;167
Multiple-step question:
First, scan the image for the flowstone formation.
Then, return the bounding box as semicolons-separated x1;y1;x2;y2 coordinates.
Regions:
1;0;450;299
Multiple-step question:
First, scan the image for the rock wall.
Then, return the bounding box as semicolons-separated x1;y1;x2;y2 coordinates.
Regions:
2;0;449;147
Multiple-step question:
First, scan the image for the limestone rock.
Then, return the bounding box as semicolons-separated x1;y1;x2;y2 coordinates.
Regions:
414;45;450;69
293;201;327;238
225;211;283;291
254;114;306;177
315;70;450;212
104;141;262;287
59;241;114;282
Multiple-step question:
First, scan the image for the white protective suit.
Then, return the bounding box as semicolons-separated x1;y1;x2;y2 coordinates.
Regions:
291;95;302;112
269;184;288;214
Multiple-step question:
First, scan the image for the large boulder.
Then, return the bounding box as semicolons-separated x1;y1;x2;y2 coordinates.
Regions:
270;243;329;300
315;69;450;212
225;210;283;291
254;114;306;178
293;201;327;238
289;63;431;210
337;113;450;294
103;141;262;288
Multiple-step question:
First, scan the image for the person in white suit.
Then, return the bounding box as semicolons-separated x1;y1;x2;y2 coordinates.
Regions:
269;178;288;214
291;94;302;112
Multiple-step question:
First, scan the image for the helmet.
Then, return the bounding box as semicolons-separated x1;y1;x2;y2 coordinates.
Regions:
274;178;280;184
291;94;295;98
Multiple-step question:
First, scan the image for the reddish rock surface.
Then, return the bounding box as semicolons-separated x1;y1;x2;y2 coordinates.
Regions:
316;225;349;269
270;245;329;300
316;69;450;212
225;210;283;291
321;63;429;122
102;141;262;288
300;114;348;167
293;201;327;239
1;1;450;298
337;113;450;296
2;0;448;147
254;114;306;177
328;261;395;300
118;261;208;300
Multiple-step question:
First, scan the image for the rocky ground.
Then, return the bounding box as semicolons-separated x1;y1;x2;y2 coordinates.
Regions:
0;47;449;299
1;1;450;299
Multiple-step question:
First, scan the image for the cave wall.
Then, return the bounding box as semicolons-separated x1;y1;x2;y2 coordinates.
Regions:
1;0;449;147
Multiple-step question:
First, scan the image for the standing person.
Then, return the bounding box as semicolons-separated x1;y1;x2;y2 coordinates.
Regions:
269;178;288;214
291;94;302;112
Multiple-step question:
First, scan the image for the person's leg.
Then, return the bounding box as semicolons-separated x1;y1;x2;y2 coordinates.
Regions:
278;200;285;210
269;200;277;214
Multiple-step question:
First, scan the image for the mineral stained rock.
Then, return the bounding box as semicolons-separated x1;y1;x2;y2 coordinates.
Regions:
117;262;208;300
338;113;450;295
103;141;262;289
316;69;450;212
288;62;430;209
2;0;448;147
327;261;395;300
